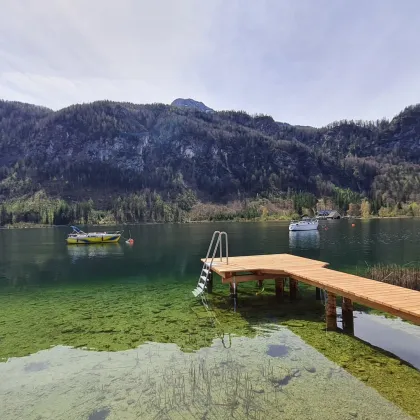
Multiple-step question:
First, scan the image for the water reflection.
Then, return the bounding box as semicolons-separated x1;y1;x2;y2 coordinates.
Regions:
0;328;409;420
352;312;420;370
289;230;320;250
67;243;124;263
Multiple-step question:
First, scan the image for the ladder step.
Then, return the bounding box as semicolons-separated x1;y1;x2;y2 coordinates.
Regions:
202;268;209;275
200;276;207;282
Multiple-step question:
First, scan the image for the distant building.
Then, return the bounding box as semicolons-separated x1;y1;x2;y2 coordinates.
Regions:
317;210;341;219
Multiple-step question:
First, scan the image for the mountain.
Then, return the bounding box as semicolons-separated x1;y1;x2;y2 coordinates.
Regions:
171;98;214;113
0;99;419;224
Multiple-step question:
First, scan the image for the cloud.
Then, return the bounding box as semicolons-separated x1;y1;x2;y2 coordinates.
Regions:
0;72;199;110
1;0;420;126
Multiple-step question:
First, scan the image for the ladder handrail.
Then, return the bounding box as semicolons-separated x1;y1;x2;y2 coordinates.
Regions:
203;231;228;267
219;231;228;264
204;231;221;263
210;234;222;267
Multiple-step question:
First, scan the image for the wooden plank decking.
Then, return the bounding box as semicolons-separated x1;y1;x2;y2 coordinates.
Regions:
202;254;420;326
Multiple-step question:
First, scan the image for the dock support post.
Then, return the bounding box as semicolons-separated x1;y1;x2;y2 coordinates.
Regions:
289;278;298;301
275;277;285;300
207;271;213;294
316;287;321;300
342;297;354;334
229;282;237;298
230;282;237;313
326;292;337;331
257;280;264;289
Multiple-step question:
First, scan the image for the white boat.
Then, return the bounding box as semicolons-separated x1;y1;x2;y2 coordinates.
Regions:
289;217;319;231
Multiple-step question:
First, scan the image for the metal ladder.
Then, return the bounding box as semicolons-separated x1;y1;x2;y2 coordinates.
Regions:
192;231;229;297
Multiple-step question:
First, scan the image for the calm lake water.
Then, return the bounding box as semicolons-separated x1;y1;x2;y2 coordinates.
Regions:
1;219;420;419
2;218;420;289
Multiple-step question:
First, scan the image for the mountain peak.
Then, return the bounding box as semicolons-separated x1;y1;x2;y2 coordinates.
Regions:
171;98;214;113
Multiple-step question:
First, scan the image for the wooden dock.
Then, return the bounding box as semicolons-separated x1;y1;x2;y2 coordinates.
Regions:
202;253;420;330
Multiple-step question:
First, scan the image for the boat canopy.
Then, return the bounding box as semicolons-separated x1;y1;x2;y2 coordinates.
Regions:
70;226;86;234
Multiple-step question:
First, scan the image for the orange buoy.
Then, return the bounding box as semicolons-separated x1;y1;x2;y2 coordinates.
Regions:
126;238;134;245
351;223;355;227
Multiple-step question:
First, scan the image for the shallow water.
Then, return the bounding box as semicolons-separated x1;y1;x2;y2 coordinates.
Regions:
1;219;420;418
0;327;411;420
351;311;420;370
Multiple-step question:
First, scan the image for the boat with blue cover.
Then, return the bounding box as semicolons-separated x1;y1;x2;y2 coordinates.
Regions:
66;226;122;244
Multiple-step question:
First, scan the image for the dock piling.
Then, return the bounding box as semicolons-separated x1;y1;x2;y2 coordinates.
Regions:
230;281;238;312
275;277;285;300
289;278;298;301
316;287;321;300
229;282;237;299
342;297;354;334
326;292;337;330
207;272;213;294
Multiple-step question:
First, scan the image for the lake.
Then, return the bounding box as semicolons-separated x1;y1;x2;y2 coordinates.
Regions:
1;219;420;419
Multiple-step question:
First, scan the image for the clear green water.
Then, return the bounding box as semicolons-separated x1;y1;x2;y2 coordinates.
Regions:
1;219;420;419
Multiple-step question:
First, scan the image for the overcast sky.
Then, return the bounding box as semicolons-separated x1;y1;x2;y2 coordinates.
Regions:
1;0;419;126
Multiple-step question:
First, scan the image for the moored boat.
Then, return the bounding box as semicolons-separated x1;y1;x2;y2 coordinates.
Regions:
66;226;122;244
289;217;319;231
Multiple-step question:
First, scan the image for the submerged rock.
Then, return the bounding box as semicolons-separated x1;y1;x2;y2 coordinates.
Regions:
267;344;289;358
24;361;49;372
88;408;110;420
283;321;305;328
271;374;293;387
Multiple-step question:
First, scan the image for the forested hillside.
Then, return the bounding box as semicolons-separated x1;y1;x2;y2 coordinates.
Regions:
0;99;419;225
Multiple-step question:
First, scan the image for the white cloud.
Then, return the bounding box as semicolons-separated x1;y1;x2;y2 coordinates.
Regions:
1;0;420;126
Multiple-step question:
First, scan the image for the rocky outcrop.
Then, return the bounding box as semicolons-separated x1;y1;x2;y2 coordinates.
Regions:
171;98;214;113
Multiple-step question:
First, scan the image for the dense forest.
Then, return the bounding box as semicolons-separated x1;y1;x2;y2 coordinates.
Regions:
0;98;420;225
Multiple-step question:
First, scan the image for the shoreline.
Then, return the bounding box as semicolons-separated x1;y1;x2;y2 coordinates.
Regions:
1;215;419;229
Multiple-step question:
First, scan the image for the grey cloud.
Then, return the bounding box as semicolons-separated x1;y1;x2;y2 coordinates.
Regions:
1;0;419;126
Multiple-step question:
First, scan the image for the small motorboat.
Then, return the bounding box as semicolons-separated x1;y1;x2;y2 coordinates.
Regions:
66;226;122;244
289;217;319;231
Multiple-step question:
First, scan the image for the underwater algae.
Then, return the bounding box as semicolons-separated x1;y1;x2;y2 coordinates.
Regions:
1;279;420;418
0;280;256;361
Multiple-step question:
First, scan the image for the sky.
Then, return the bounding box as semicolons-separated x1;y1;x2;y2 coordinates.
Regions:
1;0;419;127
